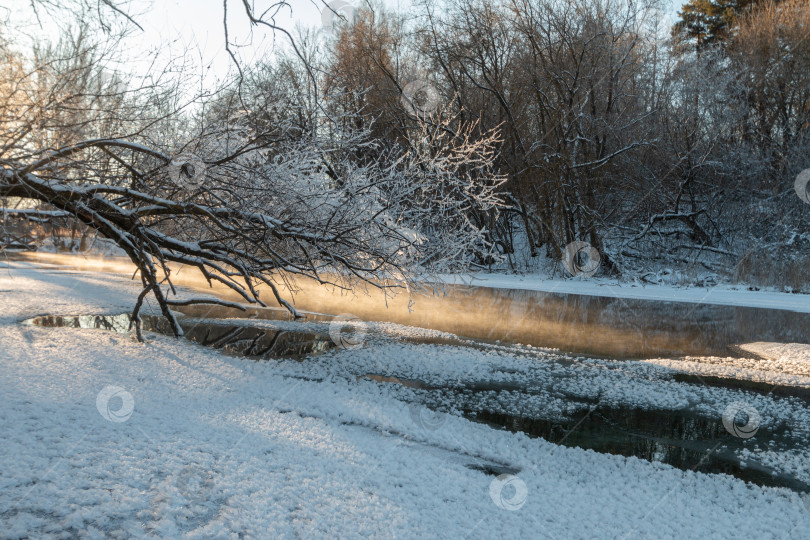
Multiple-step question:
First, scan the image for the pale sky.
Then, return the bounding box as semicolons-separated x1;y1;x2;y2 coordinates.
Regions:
2;0;680;87
1;0;411;86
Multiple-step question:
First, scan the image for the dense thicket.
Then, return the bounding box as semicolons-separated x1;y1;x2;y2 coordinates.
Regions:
314;0;810;286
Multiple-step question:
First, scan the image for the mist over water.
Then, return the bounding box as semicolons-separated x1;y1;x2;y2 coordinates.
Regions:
11;252;810;359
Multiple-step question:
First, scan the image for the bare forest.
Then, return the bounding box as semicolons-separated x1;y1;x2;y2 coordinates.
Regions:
2;0;809;334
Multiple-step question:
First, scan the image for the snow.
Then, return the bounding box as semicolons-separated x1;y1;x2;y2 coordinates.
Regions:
629;342;810;390
1;263;810;538
739;342;810;365
439;273;810;313
641;351;810;389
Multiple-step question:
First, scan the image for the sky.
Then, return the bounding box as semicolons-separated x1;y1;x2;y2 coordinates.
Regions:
130;0;415;79
2;0;681;86
1;0;411;87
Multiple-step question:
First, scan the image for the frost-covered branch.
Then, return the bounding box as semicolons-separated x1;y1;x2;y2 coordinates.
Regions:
1;108;505;339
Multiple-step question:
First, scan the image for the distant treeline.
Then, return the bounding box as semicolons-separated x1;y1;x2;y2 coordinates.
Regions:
281;0;809;283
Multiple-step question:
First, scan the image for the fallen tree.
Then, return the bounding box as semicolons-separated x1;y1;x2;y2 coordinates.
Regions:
1;118;505;339
0;1;507;339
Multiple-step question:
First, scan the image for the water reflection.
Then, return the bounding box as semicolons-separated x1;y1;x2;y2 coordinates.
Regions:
22;313;334;359
469;406;808;492
11;252;810;358
242;283;810;359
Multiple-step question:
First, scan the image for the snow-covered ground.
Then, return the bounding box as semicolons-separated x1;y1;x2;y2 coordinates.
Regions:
2;262;810;538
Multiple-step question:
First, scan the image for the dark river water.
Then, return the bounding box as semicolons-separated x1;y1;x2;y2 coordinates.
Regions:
9;252;810;358
214;282;810;359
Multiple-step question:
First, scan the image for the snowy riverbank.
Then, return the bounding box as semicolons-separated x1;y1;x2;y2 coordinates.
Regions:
437;272;810;313
1;263;809;538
